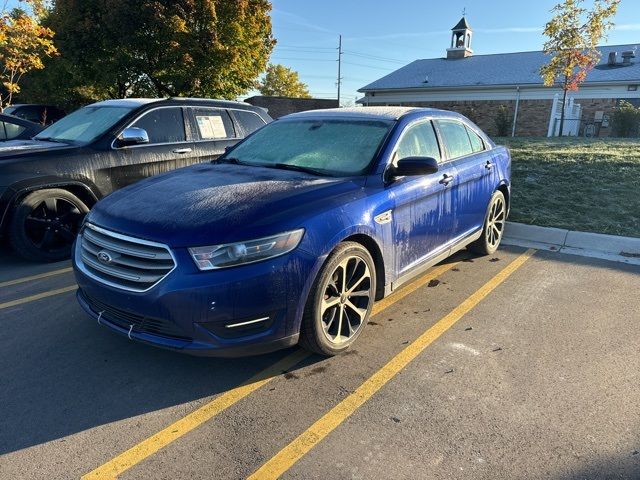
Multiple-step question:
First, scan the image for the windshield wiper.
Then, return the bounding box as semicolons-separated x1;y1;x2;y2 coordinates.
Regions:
216;157;246;165
33;137;69;144
272;163;330;176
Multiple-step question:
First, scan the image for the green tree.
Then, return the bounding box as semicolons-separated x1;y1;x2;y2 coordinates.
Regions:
258;64;311;98
540;0;619;136
23;0;275;105
0;0;57;110
494;105;511;137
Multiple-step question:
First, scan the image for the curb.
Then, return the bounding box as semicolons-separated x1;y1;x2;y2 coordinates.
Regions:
502;222;640;266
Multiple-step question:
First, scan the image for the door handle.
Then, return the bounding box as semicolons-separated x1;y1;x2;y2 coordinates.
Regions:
439;174;454;186
485;161;494;170
172;148;192;154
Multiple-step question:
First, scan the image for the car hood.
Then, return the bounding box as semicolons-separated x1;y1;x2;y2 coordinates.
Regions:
0;139;75;157
89;163;366;247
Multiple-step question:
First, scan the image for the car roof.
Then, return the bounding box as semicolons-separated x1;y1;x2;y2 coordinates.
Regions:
282;106;453;121
87;97;265;112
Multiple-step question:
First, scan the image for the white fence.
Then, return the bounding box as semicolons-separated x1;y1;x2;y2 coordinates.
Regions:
547;94;582;137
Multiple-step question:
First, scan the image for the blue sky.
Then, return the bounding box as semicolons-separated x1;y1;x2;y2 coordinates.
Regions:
270;0;640;103
5;0;640;103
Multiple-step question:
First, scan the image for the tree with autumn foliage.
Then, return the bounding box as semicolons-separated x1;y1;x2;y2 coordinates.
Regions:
30;0;275;103
0;0;57;110
258;64;311;98
540;0;619;135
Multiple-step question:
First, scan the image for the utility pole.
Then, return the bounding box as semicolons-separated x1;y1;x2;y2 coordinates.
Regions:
337;34;343;107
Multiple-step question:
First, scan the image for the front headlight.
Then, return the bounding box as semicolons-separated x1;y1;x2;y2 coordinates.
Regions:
188;229;305;271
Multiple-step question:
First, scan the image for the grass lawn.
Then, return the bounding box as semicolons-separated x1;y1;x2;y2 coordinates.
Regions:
494;137;640;238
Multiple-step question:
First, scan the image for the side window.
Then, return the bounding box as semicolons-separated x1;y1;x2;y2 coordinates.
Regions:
131;107;186;144
192;108;234;140
4;122;26;139
396;121;441;162
232;110;267;136
466;125;485;153
437;120;473;159
0;123;6;140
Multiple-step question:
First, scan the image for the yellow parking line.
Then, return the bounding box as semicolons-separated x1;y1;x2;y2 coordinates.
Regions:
0;267;73;288
82;349;311;480
82;261;458;479
0;285;77;310
248;249;536;480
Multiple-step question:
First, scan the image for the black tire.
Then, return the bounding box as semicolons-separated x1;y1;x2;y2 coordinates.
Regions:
469;190;507;256
299;242;376;356
9;189;89;262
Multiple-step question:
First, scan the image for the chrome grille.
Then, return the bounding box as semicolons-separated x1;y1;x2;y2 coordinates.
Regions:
78;223;176;292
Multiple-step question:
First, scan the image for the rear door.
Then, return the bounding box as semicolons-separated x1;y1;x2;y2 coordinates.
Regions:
387;119;457;278
111;106;197;189
435;119;495;239
187;107;238;162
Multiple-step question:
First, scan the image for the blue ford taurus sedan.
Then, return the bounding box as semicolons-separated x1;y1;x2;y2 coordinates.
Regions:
73;107;510;356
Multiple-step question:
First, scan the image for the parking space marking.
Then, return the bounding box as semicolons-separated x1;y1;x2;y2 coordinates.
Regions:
0;267;73;289
248;249;536;480
82;349;311;480
0;285;77;310
82;262;458;479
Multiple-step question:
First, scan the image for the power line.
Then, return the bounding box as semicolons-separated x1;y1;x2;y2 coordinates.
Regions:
270;56;335;62
342;61;397;71
343;50;407;64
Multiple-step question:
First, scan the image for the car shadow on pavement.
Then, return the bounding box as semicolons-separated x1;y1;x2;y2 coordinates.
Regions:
0;297;316;455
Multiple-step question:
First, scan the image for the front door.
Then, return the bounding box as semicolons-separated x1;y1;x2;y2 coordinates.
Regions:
111;106;197;189
388;120;456;278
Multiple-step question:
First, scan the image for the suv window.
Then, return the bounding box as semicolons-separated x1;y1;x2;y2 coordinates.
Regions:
436;120;473;159
396;121;441;162
466;125;485;153
192;108;234;140
233;110;267;135
3;121;26;139
16;106;43;123
131;107;186;144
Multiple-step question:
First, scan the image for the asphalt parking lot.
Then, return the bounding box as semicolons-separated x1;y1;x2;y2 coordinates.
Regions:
1;245;639;480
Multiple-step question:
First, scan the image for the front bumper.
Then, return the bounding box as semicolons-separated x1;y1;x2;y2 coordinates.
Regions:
73;239;316;357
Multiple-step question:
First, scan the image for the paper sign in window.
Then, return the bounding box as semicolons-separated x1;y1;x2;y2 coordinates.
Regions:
196;115;227;139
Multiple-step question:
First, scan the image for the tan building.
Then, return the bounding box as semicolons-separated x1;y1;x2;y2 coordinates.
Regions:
357;17;640;137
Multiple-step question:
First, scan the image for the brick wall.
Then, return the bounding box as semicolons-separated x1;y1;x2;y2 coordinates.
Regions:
391;97;621;137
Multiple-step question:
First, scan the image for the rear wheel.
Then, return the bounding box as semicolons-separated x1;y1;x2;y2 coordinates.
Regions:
469;190;506;256
9;189;88;262
299;242;376;356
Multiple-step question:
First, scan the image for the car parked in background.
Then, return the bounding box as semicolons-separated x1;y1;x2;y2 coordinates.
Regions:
73;107;511;357
0;97;272;262
3;104;66;125
0;113;44;141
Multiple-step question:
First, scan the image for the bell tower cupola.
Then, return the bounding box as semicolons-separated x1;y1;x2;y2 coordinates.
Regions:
447;16;473;59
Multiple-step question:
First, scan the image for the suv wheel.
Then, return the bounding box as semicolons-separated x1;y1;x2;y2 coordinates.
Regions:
299;242;376;356
10;189;88;262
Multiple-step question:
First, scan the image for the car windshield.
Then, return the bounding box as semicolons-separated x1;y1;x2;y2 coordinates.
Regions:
33;106;133;144
222;118;393;176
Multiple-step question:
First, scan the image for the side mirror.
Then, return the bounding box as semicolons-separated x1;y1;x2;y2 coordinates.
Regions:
116;127;149;147
387;156;439;179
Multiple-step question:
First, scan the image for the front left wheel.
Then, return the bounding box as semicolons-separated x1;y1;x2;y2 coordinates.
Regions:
299;242;376;356
9;189;89;262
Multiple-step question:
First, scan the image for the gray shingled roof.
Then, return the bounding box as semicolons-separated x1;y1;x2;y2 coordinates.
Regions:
359;44;639;92
452;17;471;31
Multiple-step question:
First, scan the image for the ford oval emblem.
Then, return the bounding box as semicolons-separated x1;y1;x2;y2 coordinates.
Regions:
97;250;113;265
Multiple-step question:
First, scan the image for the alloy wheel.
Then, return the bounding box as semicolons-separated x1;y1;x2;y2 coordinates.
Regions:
24;197;84;252
486;195;506;249
320;255;373;345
